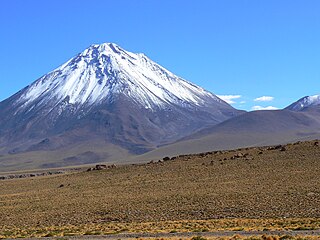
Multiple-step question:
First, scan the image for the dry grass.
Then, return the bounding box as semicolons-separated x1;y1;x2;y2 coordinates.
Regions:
0;228;319;239
0;140;320;238
125;237;318;240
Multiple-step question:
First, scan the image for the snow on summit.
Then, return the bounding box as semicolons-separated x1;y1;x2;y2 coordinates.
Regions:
18;43;221;110
286;94;320;111
0;43;242;163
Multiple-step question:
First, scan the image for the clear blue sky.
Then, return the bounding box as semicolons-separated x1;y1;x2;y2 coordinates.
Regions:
1;0;319;110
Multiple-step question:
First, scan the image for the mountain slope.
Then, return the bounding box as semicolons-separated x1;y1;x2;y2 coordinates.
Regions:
138;107;320;160
286;95;320;111
0;43;241;170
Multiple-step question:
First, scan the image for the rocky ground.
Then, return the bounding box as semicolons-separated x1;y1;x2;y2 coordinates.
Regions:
0;170;66;180
11;230;320;240
0;140;319;238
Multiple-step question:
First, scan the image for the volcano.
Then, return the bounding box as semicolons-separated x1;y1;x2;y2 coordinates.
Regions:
0;43;241;171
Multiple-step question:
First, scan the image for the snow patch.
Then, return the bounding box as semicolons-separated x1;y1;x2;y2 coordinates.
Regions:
17;43;220;112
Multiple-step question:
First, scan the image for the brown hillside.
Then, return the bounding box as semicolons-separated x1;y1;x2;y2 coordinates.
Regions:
0;140;319;238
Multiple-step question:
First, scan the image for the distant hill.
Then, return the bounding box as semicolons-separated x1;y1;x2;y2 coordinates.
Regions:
138;106;320;160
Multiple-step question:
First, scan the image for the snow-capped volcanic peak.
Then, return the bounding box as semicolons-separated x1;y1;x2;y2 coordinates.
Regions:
286;94;320;111
17;43;221;110
306;95;320;104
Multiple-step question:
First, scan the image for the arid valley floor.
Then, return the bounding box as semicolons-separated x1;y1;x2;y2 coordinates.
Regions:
0;140;319;239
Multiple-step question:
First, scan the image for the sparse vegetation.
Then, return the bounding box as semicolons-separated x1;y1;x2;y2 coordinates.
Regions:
191;236;207;240
0;140;319;239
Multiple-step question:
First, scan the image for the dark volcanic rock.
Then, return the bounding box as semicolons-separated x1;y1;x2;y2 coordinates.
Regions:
87;164;117;171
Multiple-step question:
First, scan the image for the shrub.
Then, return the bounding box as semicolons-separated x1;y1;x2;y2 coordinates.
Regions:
191;236;207;240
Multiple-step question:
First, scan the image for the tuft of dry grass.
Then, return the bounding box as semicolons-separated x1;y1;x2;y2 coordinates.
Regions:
0;218;319;239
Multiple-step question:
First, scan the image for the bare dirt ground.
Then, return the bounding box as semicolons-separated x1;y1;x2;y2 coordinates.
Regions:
0;140;319;239
11;230;320;240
